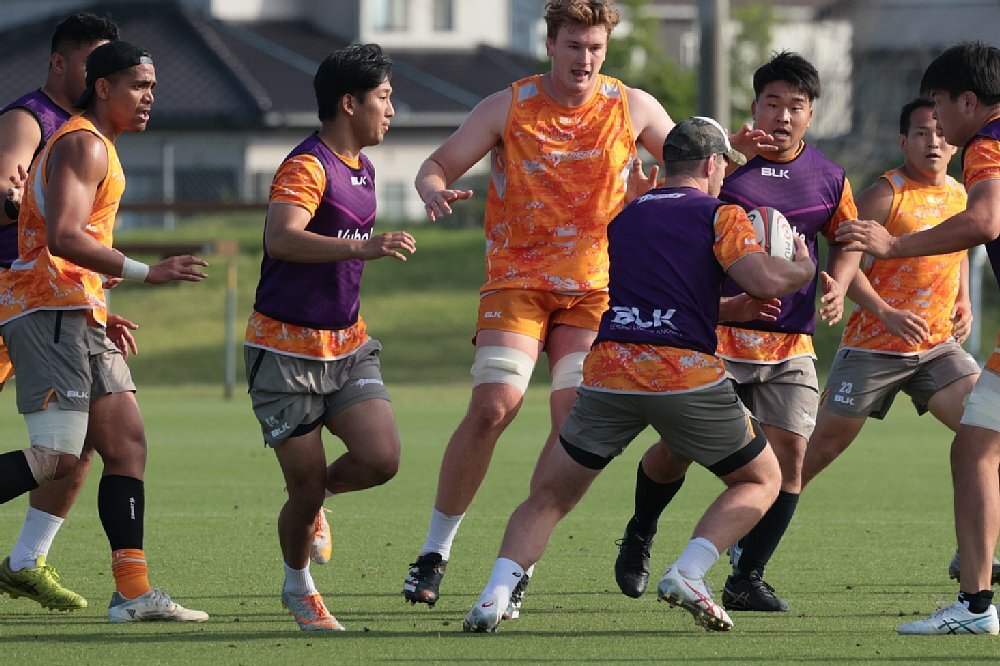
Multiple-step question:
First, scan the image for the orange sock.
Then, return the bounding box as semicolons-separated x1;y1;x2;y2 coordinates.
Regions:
112;548;151;599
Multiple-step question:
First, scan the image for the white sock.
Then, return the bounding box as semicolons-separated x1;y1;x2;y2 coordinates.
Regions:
480;557;524;610
675;537;720;580
420;509;464;560
9;507;64;572
524;563;535;579
283;562;317;595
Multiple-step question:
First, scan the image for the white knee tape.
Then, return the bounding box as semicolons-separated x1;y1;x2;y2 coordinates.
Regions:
550;352;587;392
24;402;89;456
960;370;1000;432
470;346;535;392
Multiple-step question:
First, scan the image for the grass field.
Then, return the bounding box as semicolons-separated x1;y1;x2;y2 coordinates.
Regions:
0;384;995;664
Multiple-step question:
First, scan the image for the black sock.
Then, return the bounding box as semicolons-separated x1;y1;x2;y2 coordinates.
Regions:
631;462;685;537
959;590;994;614
0;450;39;504
98;475;145;551
735;490;800;577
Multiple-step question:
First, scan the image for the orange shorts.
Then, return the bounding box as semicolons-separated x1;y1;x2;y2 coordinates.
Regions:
476;289;609;342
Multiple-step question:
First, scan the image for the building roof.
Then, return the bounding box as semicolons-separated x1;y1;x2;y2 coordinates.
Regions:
0;1;541;130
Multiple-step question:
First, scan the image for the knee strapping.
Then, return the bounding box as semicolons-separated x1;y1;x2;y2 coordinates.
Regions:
550;352;587;392
470;346;535;392
24;402;89;455
961;371;1000;432
23;445;65;484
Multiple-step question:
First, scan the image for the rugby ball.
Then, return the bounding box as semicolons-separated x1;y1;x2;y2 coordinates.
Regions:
747;206;795;260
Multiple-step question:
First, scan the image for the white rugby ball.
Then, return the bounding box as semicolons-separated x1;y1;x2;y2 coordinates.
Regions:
747;206;795;260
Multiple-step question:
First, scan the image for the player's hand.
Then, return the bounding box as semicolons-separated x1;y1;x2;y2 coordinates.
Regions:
834;219;896;258
6;164;27;206
146;255;209;284
106;313;139;358
423;188;473;222
721;294;781;323
625;157;662;204
102;275;124;290
729;123;778;159
879;308;929;346
362;230;416;262
952;299;973;344
818;271;845;325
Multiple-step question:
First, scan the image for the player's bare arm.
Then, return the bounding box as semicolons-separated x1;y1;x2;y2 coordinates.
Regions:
837;179;1000;258
626;85;673;162
415;88;510;221
0;109;42;224
45;131;207;284
727;235;813;299
265;201;415;263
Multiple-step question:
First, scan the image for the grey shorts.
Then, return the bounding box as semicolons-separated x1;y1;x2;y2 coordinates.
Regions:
559;380;762;475
821;342;980;419
245;338;391;447
724;356;819;439
1;310;134;414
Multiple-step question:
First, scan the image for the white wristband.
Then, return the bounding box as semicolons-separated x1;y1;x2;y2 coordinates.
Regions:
120;256;150;282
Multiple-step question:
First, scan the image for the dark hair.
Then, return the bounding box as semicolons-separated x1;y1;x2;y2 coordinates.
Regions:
920;41;1000;106
898;98;935;135
50;12;119;54
314;44;392;121
753;50;821;101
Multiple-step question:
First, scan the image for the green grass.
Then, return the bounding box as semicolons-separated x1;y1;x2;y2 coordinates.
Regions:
0;385;994;663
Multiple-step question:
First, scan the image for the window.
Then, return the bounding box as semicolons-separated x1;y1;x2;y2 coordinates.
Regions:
373;0;409;32
380;180;408;221
433;0;454;31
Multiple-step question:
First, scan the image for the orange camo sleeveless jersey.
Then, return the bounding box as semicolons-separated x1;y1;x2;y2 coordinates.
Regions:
244;154;368;360
841;169;967;353
965;132;1000;375
0;116;123;327
482;74;635;293
716;178;857;363
583;206;761;393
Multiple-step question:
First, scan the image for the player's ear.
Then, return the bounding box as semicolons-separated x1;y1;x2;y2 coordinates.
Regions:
341;93;354;116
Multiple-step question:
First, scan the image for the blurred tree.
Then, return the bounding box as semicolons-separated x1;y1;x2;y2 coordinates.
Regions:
729;1;778;126
604;0;696;122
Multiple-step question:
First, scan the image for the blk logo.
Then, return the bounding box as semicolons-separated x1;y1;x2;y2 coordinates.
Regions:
761;167;790;179
611;306;678;331
351;175;368;186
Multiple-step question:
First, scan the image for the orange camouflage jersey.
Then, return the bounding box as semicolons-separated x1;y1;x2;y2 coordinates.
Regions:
841;168;967;353
482;74;635;294
244;153;368;360
717;174;857;364
0;116;124;327
965;125;1000;376
583;205;763;393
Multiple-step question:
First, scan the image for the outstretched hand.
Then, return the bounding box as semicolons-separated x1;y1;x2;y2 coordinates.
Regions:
952;299;973;344
146;255;209;285
729;123;778;161
423;188;474;222
722;294;782;323
834;219;895;258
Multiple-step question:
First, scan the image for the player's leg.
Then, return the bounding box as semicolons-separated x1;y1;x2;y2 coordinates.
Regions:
246;346;344;630
723;358;817;612
405;291;545;607
465;387;643;633
272;426;343;631
898;368;1000;635
86;326;206;623
615;441;690;598
0;312;90;610
905;345;994;582
652;386;777;632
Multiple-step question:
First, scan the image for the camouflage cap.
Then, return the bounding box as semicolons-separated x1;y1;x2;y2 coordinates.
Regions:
661;116;746;166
